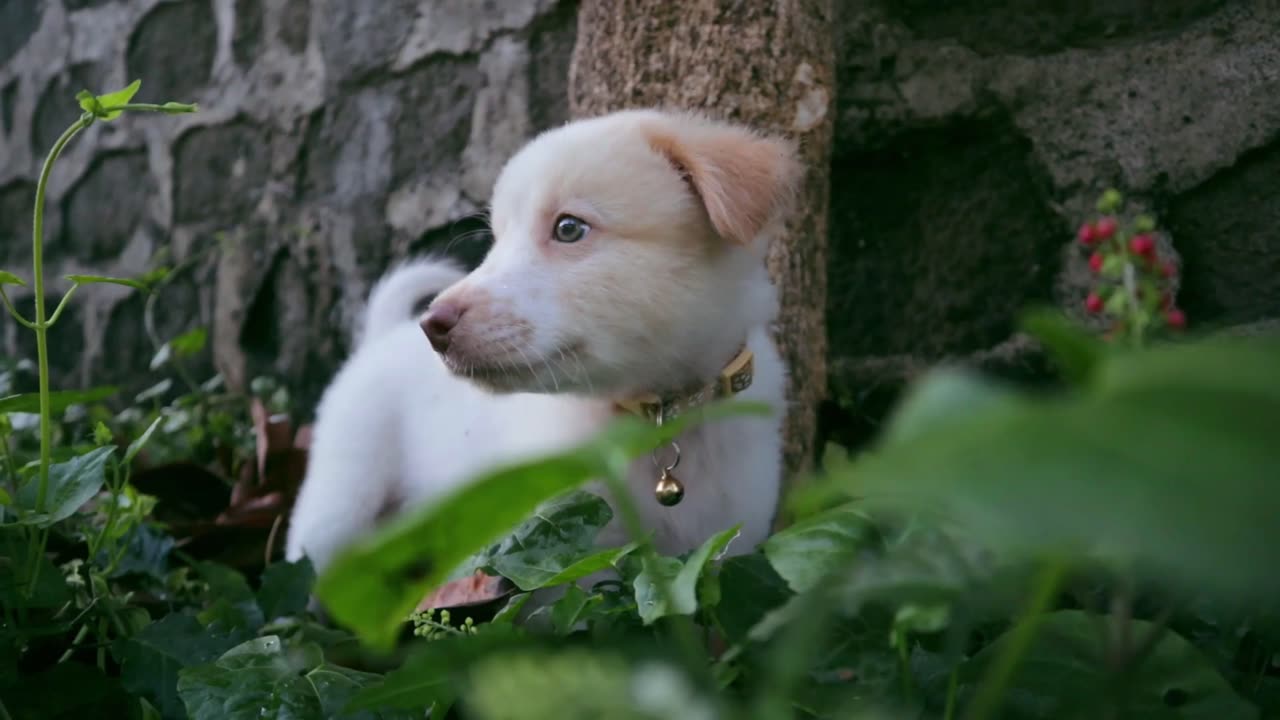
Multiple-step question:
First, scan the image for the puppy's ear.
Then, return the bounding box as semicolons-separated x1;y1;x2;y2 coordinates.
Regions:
648;116;803;245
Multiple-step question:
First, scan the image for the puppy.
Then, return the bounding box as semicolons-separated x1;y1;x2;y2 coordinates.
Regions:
285;109;800;579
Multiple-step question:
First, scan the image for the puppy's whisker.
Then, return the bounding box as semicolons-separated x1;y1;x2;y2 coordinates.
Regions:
512;342;549;393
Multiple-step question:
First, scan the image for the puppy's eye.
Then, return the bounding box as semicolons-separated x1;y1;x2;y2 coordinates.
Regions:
552;215;590;244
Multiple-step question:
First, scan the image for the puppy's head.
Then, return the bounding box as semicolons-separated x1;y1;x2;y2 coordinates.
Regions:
422;109;801;396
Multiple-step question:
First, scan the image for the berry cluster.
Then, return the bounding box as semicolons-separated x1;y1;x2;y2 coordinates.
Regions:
1077;189;1185;343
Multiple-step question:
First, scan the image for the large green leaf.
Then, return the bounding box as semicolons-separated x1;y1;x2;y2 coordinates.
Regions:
0;386;118;414
958;610;1257;719
15;446;115;525
195;562;264;633
314;401;769;650
763;504;874;593
477;490;615;591
829;338;1280;604
115;613;244;719
257;558;316;621
712;554;793;644
633;525;741;625
177;636;414;720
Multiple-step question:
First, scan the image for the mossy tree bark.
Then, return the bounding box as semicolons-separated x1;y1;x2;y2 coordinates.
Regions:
568;0;837;492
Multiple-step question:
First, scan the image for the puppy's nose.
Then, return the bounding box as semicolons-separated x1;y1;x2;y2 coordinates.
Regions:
422;302;464;353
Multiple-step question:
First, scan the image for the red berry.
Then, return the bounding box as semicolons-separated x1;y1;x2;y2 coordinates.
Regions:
1095;217;1118;240
1165;308;1186;329
1130;234;1155;257
1077;223;1098;245
1085;292;1104;314
1088;252;1104;273
1161;260;1177;278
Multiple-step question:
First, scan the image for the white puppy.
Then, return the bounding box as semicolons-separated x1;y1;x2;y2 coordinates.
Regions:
285;108;800;577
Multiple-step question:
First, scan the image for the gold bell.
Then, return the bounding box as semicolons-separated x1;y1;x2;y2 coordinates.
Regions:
655;469;685;507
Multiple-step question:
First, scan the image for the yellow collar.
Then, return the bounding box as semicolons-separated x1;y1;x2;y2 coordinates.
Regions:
614;345;754;423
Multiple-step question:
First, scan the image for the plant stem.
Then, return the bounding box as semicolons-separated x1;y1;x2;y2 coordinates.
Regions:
964;559;1068;720
31;117;88;514
0;287;34;328
944;668;959;720
46;284;80;327
23;117;89;598
899;640;916;701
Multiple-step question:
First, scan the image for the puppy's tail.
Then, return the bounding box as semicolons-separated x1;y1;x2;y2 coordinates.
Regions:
358;256;466;345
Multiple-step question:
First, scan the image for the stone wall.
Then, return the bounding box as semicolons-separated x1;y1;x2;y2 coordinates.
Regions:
1;0;1277;450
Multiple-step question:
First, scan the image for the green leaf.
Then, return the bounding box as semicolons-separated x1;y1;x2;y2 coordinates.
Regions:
549;584;602;636
124;416;163;465
0;270;26;286
1019;307;1107;384
713;554;794;644
633;525;741;624
196;562;265;633
0;386;118;414
475;490;615;591
66;274;150;291
315;401;769;650
764;504;874;593
828;337;1280;605
15;446;114;525
90;78;140;121
76;89;104;116
959;610;1257;719
115;613;243;719
178;635;415;720
0;488;10;506
105;523;175;580
170;327;208;357
833;526;995;615
878;368;1019;449
258;557;316;621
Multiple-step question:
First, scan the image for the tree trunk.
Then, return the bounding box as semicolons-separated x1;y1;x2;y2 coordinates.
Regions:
568;0;836;490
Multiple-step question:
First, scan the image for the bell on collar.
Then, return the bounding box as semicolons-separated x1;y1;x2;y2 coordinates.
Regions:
655;468;685;507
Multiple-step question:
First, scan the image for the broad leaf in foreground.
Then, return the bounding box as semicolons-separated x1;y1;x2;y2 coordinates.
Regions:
634;525;741;624
15;446;115;525
958;610;1257;720
472;490;615;591
827;338;1280;605
763;504;874;593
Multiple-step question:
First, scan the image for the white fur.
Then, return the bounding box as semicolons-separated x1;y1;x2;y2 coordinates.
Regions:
286;109;796;578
